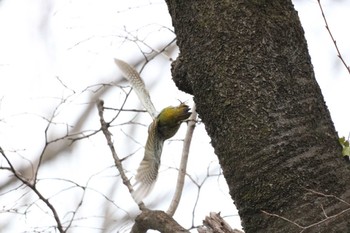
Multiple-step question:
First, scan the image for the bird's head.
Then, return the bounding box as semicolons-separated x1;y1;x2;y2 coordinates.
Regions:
156;103;191;139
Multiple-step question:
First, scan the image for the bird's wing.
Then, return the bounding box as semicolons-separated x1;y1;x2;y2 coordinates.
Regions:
114;58;158;119
132;120;164;203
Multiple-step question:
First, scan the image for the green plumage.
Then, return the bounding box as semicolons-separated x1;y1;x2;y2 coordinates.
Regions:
133;103;191;203
156;103;191;139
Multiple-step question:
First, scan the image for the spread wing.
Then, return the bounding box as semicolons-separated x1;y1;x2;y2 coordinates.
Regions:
132;120;164;203
114;58;158;119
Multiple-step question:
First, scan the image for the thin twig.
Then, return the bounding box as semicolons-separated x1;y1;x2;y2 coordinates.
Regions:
317;0;350;75
304;188;350;206
0;147;65;233
104;107;147;113
33;103;60;183
167;104;197;216
262;188;350;232
109;88;133;124
261;210;303;229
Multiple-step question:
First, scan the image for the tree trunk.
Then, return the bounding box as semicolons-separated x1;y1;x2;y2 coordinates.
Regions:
165;1;350;232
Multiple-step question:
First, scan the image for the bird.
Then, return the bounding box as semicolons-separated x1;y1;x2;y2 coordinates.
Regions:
132;103;191;203
114;58;191;203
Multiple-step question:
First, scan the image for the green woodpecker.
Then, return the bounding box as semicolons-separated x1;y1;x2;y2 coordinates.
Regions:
114;58;191;203
133;103;191;203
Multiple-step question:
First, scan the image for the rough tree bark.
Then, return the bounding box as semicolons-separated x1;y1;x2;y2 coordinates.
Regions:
165;1;350;232
131;209;189;233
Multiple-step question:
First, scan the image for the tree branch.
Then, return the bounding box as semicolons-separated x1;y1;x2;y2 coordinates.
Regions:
198;212;243;233
167;103;197;216
262;188;350;232
317;0;350;75
97;99;147;210
0;147;65;233
131;209;189;233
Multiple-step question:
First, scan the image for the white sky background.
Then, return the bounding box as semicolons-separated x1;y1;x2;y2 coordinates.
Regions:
0;0;349;232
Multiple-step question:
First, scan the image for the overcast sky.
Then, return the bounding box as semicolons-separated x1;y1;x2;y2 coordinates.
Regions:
0;0;349;232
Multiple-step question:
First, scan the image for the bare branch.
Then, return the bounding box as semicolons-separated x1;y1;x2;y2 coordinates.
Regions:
167;104;197;216
96;99;146;210
131;209;189;233
103;107;148;113
108;88;133;124
262;188;350;232
0;147;65;233
261;210;303;229
317;0;350;75
198;212;243;233
304;188;350;206
34;102;63;183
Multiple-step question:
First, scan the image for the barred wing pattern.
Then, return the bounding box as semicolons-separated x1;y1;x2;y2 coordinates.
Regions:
132;120;164;203
114;58;191;204
114;58;158;119
114;58;161;203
